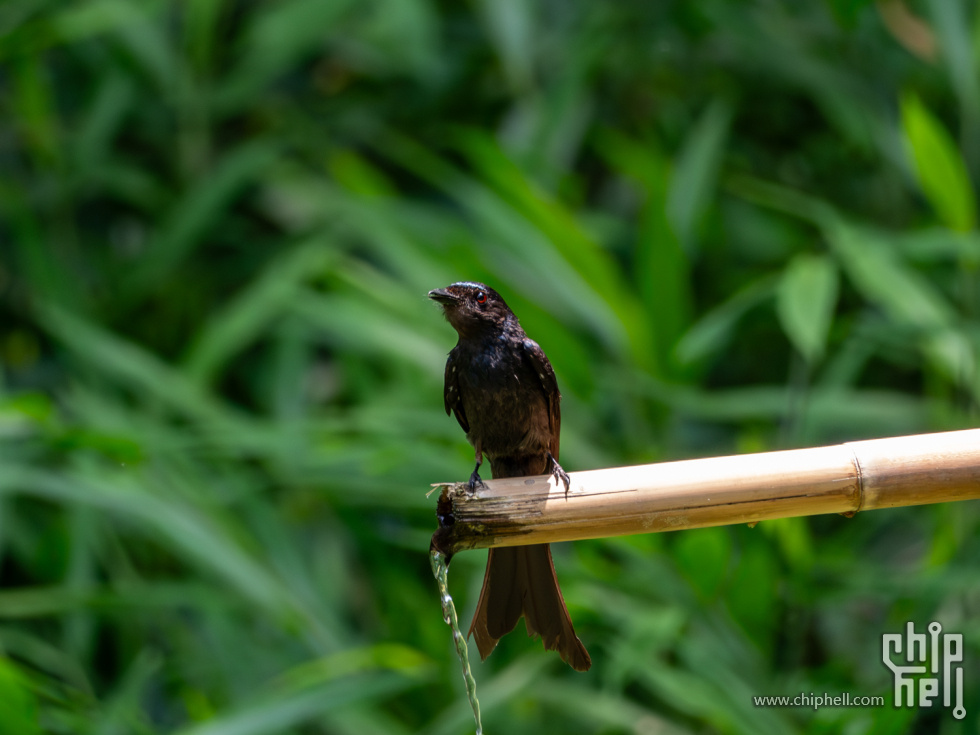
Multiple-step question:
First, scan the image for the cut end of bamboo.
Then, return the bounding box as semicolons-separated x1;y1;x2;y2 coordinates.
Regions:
431;429;980;555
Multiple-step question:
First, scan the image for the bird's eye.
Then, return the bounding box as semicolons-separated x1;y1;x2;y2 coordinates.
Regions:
476;291;487;304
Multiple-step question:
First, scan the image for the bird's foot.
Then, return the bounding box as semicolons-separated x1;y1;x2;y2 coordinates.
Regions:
548;452;571;498
467;470;487;492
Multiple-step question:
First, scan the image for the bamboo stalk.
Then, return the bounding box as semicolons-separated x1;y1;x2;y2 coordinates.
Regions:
430;428;980;557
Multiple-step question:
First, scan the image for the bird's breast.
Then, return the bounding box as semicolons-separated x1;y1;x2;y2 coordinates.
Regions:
456;342;552;459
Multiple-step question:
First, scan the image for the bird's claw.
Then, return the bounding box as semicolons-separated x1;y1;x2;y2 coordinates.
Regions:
467;471;487;492
548;452;571;498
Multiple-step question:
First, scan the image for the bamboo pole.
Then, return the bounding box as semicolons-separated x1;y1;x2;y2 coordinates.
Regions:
430;428;980;557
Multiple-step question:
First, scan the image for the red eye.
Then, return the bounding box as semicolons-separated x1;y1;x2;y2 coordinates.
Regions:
476;291;487;304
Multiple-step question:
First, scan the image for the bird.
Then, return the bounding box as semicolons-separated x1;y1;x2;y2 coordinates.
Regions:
428;281;591;671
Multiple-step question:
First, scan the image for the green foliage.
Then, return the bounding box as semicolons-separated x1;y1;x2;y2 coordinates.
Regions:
777;253;839;365
1;1;979;733
0;657;41;735
901;92;977;232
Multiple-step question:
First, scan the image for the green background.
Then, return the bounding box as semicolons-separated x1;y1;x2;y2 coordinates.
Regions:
1;0;979;732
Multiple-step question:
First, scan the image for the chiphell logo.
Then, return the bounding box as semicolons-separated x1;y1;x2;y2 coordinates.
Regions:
882;621;965;720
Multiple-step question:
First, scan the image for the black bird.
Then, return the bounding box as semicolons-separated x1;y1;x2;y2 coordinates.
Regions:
428;281;591;672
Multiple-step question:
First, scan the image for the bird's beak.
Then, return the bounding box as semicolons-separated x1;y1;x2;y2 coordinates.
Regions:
428;288;457;305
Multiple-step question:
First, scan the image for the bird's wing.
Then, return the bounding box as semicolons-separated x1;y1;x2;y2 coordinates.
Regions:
523;338;561;460
444;347;469;433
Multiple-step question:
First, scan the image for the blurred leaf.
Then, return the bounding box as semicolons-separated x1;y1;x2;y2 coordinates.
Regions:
894;227;980;265
329;149;397;198
473;0;534;91
925;0;980;164
0;466;299;622
97;649;162;735
291;290;446;373
50;0;151;43
535;681;678;732
55;428;143;464
184;0;225;73
598;130;693;375
0;586;97;619
900;92;976;232
675;275;778;366
277;644;431;688
12;54;60;166
826;0;877;27
124;141;280;301
761;516;814;572
667;99;732;255
638;380;930;437
112;3;176;93
0;658;40;735
356;0;441;78
218;0;356;111
673;528;731;601
1;392;54;425
74;71;134;172
725;539;777;648
776;253;839;364
183;238;340;384
827;220;974;384
35;303;268;438
173;671;419;735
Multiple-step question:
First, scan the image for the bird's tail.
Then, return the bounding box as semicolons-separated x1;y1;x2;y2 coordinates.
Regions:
468;544;591;671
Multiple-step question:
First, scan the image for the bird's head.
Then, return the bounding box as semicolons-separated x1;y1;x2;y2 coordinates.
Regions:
428;282;514;337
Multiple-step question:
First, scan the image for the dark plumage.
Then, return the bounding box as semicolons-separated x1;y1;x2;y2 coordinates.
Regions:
429;281;591;672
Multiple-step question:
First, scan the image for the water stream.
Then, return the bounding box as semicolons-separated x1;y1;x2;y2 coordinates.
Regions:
430;549;483;735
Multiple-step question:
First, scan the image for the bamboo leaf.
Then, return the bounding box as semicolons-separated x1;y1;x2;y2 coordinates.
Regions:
667;99;732;254
775;253;839;364
675;276;778;366
827;220;973;384
0;658;41;735
900;92;977;232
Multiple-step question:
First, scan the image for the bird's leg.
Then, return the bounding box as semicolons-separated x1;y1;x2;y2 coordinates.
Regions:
547;452;571;498
468;444;487;491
